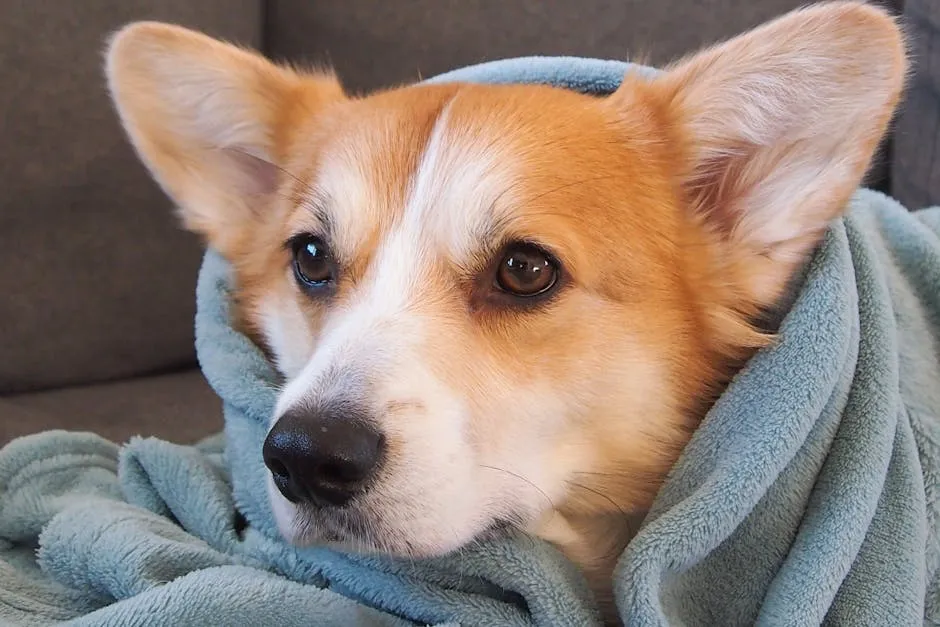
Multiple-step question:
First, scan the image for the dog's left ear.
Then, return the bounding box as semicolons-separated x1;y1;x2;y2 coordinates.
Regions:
618;1;907;308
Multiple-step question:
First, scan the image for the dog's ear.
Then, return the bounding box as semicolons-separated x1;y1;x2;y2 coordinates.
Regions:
106;22;345;256
619;1;907;308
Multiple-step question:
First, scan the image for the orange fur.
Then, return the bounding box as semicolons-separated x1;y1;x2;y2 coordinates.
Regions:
106;3;907;621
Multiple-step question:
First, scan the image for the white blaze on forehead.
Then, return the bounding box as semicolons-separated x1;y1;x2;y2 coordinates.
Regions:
402;97;516;265
274;93;518;418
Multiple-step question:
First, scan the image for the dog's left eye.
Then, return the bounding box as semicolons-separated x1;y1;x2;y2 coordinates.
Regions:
290;235;334;287
494;243;559;297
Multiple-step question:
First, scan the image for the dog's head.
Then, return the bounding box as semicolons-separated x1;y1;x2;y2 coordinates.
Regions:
105;2;905;559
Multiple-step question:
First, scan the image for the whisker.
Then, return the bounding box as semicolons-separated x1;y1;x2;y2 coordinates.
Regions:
485;174;626;239
570;470;630;479
526;174;624;205
566;480;631;520
223;145;306;187
478;464;556;511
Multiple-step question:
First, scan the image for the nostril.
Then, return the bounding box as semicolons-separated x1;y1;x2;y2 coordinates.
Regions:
318;460;350;484
317;457;372;485
262;429;303;503
267;458;290;481
318;429;385;487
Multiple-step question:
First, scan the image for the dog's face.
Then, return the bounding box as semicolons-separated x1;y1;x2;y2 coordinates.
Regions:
237;85;715;555
106;2;905;562
248;86;700;553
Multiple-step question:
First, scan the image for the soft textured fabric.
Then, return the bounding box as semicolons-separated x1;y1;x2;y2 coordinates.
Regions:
1;56;938;626
0;432;593;626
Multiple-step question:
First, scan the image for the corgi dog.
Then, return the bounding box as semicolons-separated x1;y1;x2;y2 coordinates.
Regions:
105;1;906;619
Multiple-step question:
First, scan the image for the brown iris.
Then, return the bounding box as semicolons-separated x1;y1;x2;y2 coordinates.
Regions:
495;243;559;297
291;235;333;287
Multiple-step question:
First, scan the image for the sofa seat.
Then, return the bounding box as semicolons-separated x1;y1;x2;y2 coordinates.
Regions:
1;369;222;446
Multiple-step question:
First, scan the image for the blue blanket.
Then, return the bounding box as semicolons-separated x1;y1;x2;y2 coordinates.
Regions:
1;57;938;626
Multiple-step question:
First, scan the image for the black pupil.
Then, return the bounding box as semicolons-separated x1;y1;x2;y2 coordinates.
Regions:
500;247;554;295
507;252;543;278
294;239;331;284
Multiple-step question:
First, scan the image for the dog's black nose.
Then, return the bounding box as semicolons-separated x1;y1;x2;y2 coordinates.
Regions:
262;405;385;507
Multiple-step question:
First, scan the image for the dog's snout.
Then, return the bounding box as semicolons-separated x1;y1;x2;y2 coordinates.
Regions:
262;405;386;507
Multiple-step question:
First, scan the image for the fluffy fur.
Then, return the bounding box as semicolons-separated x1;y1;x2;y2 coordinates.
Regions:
105;2;906;619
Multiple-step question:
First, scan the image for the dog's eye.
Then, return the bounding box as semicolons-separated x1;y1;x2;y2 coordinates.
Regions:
291;235;333;287
495;243;558;297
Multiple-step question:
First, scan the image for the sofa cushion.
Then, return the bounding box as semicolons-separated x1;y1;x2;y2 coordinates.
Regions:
0;0;262;394
267;0;822;93
892;0;940;209
1;369;221;445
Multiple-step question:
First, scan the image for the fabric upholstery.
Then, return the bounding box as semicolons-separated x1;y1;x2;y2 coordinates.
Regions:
265;0;814;93
0;0;263;394
1;369;221;446
893;0;940;209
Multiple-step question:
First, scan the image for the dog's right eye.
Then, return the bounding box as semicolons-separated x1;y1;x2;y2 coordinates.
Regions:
290;235;334;288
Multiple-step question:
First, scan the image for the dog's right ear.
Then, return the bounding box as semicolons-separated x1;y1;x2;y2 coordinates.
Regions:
106;22;345;256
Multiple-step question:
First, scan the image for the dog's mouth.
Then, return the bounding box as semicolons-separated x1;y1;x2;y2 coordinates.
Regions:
475;517;517;541
290;503;388;552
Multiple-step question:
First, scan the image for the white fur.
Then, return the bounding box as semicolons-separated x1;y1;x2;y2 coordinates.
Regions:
258;287;316;379
400;98;509;265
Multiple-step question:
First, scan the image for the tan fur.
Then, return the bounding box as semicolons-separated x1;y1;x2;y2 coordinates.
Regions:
105;3;907;622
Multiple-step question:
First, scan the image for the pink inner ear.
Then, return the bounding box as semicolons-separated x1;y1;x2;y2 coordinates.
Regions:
685;143;754;235
221;146;281;199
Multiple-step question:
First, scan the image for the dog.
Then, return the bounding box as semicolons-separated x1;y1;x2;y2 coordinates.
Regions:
105;1;906;619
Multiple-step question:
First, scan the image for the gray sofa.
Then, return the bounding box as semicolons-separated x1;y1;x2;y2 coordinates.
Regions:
1;0;933;445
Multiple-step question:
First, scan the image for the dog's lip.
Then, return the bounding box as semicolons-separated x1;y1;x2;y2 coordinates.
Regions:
472;517;516;543
292;503;515;556
488;518;514;533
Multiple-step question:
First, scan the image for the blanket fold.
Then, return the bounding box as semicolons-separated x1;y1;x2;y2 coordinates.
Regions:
1;56;938;626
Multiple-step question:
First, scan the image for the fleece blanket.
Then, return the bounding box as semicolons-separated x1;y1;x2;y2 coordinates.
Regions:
2;57;939;627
